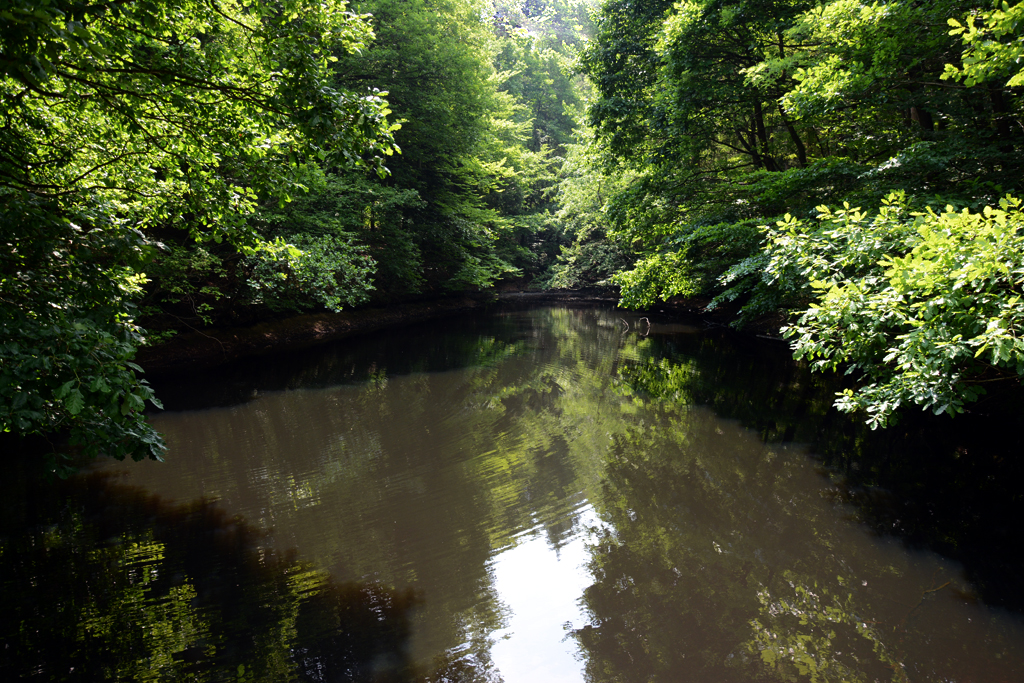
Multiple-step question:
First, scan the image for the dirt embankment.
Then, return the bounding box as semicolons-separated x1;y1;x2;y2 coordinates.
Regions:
136;294;487;375
136;288;785;376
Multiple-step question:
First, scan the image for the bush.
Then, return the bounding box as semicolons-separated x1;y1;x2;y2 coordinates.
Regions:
243;234;376;313
764;193;1024;427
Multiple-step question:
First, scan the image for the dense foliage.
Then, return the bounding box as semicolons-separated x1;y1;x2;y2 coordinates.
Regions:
1;0;397;468
2;0;602;467
575;0;1024;424
7;0;1023;465
767;194;1024;426
138;0;598;319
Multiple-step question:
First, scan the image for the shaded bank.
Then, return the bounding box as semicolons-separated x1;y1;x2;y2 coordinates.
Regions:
137;290;610;376
137;293;499;376
136;288;786;377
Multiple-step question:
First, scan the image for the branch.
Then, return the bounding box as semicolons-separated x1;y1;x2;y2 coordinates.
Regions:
209;0;259;33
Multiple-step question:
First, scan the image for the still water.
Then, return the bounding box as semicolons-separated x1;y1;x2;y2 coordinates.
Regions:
3;306;1024;681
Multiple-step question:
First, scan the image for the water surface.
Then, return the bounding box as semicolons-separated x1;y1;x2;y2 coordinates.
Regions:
3;306;1023;681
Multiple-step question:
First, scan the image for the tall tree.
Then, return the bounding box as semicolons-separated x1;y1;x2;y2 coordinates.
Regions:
571;0;1024;423
0;0;397;469
319;0;521;294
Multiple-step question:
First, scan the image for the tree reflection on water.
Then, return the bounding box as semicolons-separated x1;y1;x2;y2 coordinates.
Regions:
572;340;1024;683
0;466;422;682
5;307;1024;682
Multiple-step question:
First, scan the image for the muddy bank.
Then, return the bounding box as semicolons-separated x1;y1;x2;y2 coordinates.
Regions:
136;288;787;376
136;289;615;375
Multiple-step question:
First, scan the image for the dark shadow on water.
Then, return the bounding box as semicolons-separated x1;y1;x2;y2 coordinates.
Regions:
629;322;1024;614
147;312;531;413
815;394;1024;614
0;446;427;682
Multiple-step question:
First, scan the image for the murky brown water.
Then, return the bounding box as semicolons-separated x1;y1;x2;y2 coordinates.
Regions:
3;306;1024;681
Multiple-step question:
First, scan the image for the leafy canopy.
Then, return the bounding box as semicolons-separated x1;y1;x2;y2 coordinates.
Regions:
0;0;397;470
766;194;1024;427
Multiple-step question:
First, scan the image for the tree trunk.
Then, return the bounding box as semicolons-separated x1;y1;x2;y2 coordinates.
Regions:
753;99;778;171
910;106;934;133
736;126;764;170
989;86;1015;153
777;103;807;168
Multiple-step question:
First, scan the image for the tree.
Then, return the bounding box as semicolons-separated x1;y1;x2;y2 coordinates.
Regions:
577;0;1023;315
303;0;527;294
543;128;637;289
581;0;829;310
762;194;1024;427
0;0;397;470
945;0;1024;88
562;0;1024;425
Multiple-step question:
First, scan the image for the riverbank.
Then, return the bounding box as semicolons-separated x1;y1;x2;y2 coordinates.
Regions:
136;290;599;375
135;288;786;376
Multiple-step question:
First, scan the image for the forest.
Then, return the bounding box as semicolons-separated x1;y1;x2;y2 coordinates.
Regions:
2;0;1023;468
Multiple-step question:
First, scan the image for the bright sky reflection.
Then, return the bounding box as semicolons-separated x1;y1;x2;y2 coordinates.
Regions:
489;507;600;683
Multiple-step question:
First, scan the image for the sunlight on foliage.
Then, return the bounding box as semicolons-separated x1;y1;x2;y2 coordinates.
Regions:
769;195;1024;427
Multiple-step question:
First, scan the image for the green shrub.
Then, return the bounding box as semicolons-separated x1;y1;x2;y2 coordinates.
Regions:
764;193;1024;427
242;234;376;313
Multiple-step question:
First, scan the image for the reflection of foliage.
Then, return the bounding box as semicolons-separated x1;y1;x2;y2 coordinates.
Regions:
618;355;698;404
554;318;1023;682
0;469;419;682
56;305;1024;680
573;415;774;682
748;576;909;683
617;331;839;446
568;404;1001;682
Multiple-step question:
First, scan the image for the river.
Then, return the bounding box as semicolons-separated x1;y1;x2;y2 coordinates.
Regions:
3;306;1023;681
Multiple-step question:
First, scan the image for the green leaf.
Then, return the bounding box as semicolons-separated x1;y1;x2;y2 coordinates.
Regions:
55;380;75;399
65;390;85;416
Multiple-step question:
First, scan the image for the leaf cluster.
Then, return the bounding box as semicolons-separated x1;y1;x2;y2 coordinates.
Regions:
769;194;1024;427
1;195;164;473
